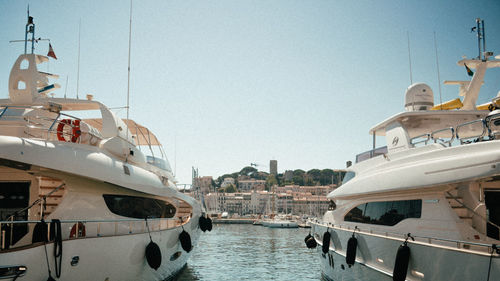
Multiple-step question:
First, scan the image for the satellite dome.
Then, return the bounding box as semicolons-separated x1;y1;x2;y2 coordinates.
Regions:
405;83;434;111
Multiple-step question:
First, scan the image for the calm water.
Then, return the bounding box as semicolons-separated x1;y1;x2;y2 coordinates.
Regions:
175;224;322;280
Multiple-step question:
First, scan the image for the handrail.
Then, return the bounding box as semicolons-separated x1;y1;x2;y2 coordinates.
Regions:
0;217;176;224
445;191;500;234
312;220;499;254
4;183;66;221
456;119;487;144
431;127;455;147
410;133;430;146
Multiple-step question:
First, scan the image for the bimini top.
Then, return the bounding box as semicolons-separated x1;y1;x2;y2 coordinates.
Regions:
83;118;161;146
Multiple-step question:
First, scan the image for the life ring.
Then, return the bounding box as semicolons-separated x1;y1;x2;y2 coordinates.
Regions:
57;119;81;143
70;222;86;238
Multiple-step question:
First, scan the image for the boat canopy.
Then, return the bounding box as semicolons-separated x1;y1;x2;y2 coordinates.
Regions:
83;118;161;146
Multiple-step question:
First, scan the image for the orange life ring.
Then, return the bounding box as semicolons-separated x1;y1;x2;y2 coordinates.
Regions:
57;119;81;143
70;222;86;238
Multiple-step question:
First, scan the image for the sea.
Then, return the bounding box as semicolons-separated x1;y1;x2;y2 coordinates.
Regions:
175;224;322;280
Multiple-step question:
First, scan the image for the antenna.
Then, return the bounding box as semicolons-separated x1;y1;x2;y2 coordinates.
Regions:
407;31;413;85
25;6;35;54
433;32;442;109
475;18;486;60
126;0;133;123
64;76;69;98
76;19;81;99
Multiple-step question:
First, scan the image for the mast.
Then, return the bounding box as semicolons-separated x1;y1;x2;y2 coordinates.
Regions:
25;7;35;54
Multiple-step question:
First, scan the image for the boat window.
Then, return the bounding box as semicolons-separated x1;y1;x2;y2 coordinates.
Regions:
342;172;356;185
344;199;421;226
146;156;172;172
103;194;176;219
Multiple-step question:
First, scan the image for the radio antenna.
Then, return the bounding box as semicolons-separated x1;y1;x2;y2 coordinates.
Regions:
433;32;442;109
407;31;413;85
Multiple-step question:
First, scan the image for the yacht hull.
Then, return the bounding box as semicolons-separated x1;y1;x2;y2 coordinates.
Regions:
1;223;200;281
313;223;500;281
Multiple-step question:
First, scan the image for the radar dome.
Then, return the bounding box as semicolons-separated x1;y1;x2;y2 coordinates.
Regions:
405;83;434;111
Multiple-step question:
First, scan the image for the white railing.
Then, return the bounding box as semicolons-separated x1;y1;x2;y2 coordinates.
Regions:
311;219;500;256
410;112;500;147
0;217;187;251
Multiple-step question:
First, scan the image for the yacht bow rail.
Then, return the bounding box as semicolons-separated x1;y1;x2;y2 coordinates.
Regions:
312;220;500;256
0;217;188;251
0;105;101;143
411;112;500;147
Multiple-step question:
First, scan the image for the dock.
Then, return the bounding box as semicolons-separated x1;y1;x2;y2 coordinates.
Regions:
212;218;256;224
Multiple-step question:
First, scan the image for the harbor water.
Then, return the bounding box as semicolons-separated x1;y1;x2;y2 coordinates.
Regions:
176;224;321;280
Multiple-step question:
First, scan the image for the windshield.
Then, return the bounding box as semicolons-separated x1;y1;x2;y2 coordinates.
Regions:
342;171;355;185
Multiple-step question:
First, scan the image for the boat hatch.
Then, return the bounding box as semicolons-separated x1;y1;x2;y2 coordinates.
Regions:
485;190;500;240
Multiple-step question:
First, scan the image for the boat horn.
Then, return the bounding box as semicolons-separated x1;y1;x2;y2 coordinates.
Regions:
392;233;414;281
144;218;162;270
346;226;359;267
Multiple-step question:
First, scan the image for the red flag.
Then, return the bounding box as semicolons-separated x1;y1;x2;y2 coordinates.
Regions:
47;43;57;59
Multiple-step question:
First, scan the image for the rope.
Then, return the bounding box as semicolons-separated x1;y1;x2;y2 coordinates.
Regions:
52;219;62;278
145;218;152;242
43;239;53;280
487;244;498;281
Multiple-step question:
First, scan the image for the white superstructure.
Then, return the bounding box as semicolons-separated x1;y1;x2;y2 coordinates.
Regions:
311;19;500;281
0;14;205;281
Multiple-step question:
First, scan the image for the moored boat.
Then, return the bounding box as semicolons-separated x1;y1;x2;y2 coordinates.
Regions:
0;13;205;281
309;19;500;281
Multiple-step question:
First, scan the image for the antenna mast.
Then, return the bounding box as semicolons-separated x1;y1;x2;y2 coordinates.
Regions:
25;6;35;54
126;0;133;123
407;31;413;85
476;18;485;60
433;32;442;108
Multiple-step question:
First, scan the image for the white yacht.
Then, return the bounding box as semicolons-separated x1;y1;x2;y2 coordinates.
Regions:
0;15;205;280
309;20;500;281
262;217;299;228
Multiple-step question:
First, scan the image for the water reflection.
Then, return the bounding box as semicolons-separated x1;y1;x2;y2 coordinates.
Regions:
174;224;321;281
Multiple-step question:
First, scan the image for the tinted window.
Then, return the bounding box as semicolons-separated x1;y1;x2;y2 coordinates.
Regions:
344;200;421;226
342;172;356;185
103;194;176;219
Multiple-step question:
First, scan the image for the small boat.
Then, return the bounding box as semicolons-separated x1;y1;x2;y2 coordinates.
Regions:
310;19;500;281
262;218;299;228
0;13;204;281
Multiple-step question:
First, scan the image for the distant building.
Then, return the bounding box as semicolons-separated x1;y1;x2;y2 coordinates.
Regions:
270;160;277;175
284;170;293;181
221;177;235;188
238;179;266;191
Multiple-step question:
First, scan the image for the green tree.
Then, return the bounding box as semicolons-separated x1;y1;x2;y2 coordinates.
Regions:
320;169;335;185
266;174;277;190
225;184;237;193
292;175;304;186
307;169;321;183
240;166;258;176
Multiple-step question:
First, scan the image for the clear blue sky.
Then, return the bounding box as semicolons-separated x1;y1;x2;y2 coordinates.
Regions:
1;0;500;184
